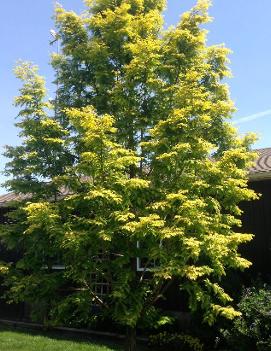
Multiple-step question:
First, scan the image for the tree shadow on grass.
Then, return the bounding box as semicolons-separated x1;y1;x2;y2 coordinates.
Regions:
0;325;124;350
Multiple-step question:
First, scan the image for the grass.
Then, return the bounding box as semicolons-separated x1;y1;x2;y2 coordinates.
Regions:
0;328;121;351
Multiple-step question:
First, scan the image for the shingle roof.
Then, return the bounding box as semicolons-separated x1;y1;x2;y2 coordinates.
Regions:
0;192;30;207
250;148;271;177
0;187;70;208
1;148;271;207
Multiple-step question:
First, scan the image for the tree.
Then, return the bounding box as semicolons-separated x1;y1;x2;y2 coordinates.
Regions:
4;62;73;198
1;1;257;350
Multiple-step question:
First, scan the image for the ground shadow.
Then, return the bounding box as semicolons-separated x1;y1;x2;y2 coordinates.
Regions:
0;325;124;350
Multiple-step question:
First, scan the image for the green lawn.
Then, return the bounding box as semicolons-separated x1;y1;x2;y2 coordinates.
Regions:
0;329;121;351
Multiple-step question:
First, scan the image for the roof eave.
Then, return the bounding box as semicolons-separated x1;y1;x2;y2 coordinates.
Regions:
249;171;271;182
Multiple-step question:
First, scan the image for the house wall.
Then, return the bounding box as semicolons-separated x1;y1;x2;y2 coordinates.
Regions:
240;179;271;279
0;207;27;321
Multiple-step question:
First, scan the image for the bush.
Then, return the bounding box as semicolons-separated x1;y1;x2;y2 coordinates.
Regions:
50;292;102;328
148;331;204;351
257;337;271;351
222;284;271;351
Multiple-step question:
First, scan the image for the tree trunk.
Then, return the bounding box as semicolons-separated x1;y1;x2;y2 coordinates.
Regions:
125;326;137;351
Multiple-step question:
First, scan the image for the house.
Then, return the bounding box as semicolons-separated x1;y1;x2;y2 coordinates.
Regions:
0;148;271;321
239;147;271;279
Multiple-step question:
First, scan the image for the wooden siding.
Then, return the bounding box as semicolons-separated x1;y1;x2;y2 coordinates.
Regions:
240;179;271;278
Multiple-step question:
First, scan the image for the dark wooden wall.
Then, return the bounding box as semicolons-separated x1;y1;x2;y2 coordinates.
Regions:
0;207;28;321
240;179;271;279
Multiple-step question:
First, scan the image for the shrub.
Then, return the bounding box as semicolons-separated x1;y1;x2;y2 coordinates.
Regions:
148;331;204;351
257;337;271;351
222;284;271;351
50;292;101;328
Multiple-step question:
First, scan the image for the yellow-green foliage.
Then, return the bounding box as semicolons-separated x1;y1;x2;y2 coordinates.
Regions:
2;0;258;335
149;331;204;351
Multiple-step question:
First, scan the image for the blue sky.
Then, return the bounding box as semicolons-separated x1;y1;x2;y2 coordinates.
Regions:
1;0;271;193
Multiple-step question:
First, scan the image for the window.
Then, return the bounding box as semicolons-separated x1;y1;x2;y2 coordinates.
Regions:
136;241;161;272
90;272;111;301
51;264;65;270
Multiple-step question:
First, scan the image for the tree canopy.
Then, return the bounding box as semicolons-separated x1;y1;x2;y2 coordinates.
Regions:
1;1;257;350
